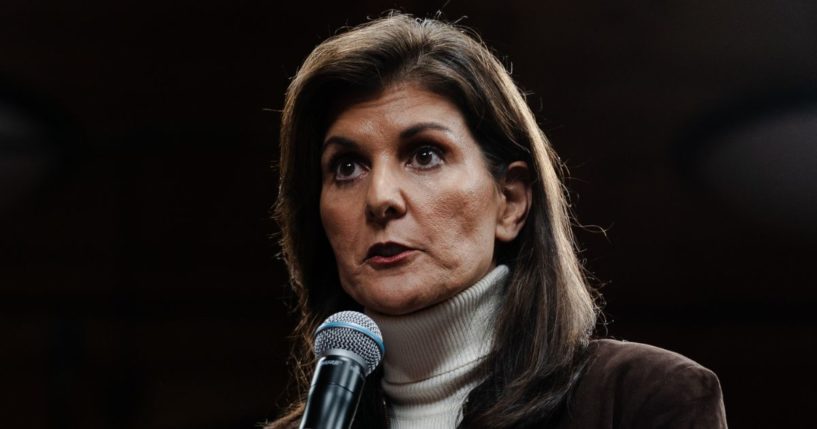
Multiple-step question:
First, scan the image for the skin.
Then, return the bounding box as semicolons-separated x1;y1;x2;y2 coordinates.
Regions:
319;83;531;315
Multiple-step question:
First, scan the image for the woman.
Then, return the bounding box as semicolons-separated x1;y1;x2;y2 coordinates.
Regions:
269;12;726;428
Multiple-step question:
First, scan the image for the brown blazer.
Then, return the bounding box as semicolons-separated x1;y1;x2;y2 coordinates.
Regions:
553;339;727;428
269;339;727;428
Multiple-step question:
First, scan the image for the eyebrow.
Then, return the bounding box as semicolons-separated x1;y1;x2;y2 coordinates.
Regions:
399;122;453;139
322;122;453;149
322;135;358;150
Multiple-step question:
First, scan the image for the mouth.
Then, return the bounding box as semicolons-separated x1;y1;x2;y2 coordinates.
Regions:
365;242;417;266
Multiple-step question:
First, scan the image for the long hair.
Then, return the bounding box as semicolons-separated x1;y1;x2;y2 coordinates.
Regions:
269;12;599;428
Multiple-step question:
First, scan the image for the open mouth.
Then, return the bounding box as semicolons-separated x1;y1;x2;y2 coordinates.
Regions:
366;242;415;265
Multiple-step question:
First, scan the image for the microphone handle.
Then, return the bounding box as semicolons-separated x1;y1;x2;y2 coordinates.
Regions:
300;351;366;429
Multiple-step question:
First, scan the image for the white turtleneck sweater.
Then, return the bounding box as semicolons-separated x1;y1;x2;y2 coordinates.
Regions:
366;265;509;429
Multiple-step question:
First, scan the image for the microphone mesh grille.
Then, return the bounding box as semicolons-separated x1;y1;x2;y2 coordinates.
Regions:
314;311;383;376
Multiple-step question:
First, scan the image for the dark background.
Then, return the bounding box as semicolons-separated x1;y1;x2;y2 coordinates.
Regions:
2;1;816;428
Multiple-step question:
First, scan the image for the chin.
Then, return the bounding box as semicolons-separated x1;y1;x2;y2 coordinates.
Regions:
353;280;433;316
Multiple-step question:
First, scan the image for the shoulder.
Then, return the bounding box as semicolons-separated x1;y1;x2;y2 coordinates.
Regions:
585;339;721;393
559;339;727;428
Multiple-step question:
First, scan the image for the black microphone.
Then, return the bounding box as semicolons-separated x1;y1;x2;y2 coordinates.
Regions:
300;311;385;429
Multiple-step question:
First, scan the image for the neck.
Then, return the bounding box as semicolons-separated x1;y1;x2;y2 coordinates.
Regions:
366;265;509;425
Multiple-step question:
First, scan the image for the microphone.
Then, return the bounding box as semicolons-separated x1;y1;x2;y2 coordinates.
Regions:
300;311;385;429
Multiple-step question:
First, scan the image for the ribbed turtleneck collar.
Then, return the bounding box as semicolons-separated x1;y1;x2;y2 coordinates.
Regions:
365;265;509;423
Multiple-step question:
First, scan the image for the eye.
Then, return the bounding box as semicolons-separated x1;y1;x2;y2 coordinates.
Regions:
331;156;367;182
408;146;444;169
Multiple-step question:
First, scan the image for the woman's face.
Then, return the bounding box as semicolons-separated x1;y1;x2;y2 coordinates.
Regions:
319;84;526;315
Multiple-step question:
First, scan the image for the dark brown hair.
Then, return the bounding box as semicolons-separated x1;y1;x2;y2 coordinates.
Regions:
269;12;598;428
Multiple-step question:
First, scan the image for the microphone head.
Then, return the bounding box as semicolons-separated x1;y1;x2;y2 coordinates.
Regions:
314;311;384;376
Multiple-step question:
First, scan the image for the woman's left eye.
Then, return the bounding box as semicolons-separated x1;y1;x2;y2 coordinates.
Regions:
408;146;444;169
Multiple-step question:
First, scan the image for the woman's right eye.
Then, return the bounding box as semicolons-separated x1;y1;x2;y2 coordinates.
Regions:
332;157;366;181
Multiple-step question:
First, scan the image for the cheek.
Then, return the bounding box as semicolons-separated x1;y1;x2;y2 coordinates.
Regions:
422;179;499;255
320;192;358;255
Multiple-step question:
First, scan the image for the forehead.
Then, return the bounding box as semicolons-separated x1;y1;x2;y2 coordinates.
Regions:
324;84;467;136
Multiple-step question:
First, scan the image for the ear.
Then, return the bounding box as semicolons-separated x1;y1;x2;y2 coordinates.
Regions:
495;160;532;242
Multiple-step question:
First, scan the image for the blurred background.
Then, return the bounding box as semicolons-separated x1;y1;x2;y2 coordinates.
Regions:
2;1;816;428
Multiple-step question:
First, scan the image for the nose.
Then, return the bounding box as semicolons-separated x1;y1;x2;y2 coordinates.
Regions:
365;163;406;224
